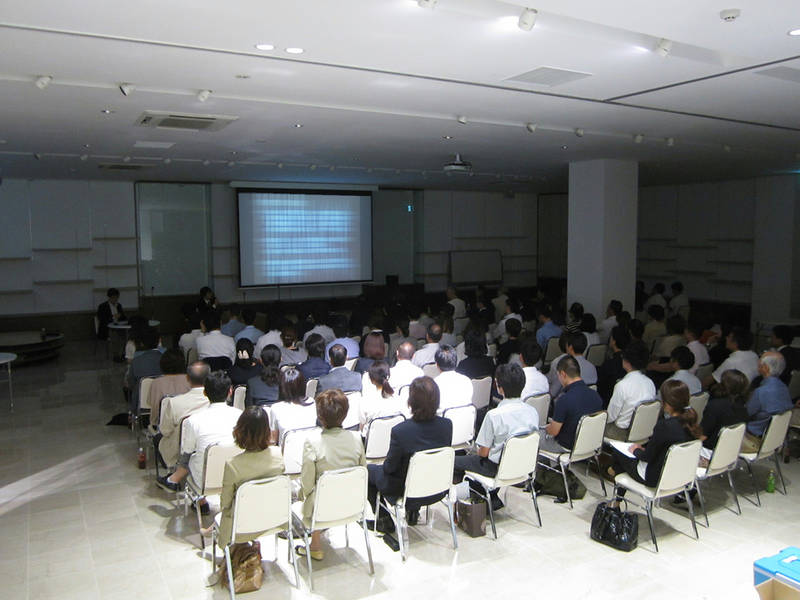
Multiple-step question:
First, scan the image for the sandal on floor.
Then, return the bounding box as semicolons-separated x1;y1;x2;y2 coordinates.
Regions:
295;546;324;561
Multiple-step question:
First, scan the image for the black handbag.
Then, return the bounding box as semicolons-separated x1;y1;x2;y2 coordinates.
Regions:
590;501;638;552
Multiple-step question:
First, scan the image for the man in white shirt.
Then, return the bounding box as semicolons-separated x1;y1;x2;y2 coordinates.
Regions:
548;332;598;399
156;361;211;468
643;283;667;312
411;323;443;367
493;298;523;343
302;307;336;345
685;322;710;375
389;342;424;391
447;286;466;320
662;346;702;397
157;370;241;494
233;308;264;344
668;281;689;317
196;312;236;364
491;288;509;323
179;314;203;358
606;341;656;440
254;323;285;358
433;345;474;413
597;300;622;344
519;337;548;400
706;327;760;387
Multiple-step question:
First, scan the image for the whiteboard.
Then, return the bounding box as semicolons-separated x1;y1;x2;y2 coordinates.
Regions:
450;250;502;284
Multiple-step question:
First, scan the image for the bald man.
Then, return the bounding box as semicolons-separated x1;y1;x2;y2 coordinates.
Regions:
389;342;424;391
741;351;792;453
412;323;443;368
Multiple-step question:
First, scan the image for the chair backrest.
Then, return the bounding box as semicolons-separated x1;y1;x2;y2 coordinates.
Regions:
695;363;713;388
471;376;492;410
442;404;477;446
232;385;247;410
138;377;156;411
655;439;702;496
281;426;320;474
306;378;318;400
788;370;800;401
544;337;561;363
312;466;368;528
415;339;426;350
231;475;291;543
570;411;608;462
587;384;597;391
524;393;551;428
422;363;441;378
343;391;361;430
404;446;455;501
364;413;405;459
689;392;709;420
495;431;540;486
186;345;199;366
586;344;607;367
757;410;792;459
345;357;358;371
487;343;497;358
397;384;410;403
200;443;243;494
627;400;661;443
705;422;746;477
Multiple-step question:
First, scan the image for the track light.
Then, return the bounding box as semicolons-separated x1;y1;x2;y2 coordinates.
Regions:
574;128;585;137
417;0;437;7
518;8;538;31
525;122;537;133
196;89;212;102
33;153;42;160
118;83;135;96
34;75;52;90
665;137;675;147
456;115;468;125
655;38;673;57
634;134;644;144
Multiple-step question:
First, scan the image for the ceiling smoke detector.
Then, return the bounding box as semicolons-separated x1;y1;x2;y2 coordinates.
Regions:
443;153;473;174
720;9;741;22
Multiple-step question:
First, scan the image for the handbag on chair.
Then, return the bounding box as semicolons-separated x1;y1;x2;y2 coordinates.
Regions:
590;501;638;552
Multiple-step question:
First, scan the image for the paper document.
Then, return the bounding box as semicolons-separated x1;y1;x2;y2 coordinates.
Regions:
606;439;637;459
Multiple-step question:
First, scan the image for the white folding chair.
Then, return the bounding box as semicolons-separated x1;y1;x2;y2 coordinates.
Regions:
788;370;800;401
689;392;709;421
343;391;362;430
524;393;551;428
375;447;458;561
470;376;492;410
134;377;158;447
305;378;318;400
487;343;497;358
292;466;374;590
281;427;321;475
543;337;561;365
738;411;792;506
232;385;246;410
614;439;703;552
442;404;477;448
364;414;405;462
586;344;607;367
695;363;713;389
612;399;660;445
538;411;608;508
422;363;441;378
345;357;358;371
694;423;746;526
184;443;244;549
186;345;199;366
464;432;542;538
211;475;299;598
587;384;598;391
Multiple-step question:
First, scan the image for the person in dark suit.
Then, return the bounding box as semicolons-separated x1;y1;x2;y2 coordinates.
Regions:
367;376;452;532
244;344;281;406
772;325;800;385
297;333;331;381
596;326;630;406
97;287;126;341
316;344;362;394
456;327;495;380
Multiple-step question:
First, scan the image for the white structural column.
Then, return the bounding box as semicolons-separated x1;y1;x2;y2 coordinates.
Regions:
567;159;638;318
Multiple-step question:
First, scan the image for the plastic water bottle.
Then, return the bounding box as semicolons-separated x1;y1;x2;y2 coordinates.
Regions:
766;470;776;494
137;447;146;470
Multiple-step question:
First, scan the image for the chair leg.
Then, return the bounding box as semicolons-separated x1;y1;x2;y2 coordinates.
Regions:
445;499;458;550
345;523;349;548
483;486;497;539
773;451;788;495
695;481;709;527
594;455;607;497
287;526;299;589
560;463;573;509
529;477;542;527
373;492;381;534
362;518;375;575
727;470;742;515
645;500;658;552
211;531;217;573
743;460;761;507
195;500;205;550
224;545;236;600
395;504;407;562
302;528;314;591
684;488;699;540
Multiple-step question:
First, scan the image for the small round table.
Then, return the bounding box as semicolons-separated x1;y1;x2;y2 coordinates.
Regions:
0;352;17;412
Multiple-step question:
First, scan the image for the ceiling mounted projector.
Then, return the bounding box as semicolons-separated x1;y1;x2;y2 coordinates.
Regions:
443;153;473;173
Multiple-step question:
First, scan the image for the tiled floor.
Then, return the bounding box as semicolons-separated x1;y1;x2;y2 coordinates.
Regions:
1;341;796;599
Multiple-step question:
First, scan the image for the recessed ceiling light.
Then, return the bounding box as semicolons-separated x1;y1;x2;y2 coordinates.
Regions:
196;89;212;102
294;123;303;128
80;154;88;161
230;151;238;155
235;74;251;79
285;47;304;54
561;145;568;150
442;135;453;140
255;43;275;51
203;159;211;166
83;143;91;148
789;29;800;36
101;109;114;114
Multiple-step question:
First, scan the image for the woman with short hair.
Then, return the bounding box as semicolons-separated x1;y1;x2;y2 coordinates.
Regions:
269;367;315;444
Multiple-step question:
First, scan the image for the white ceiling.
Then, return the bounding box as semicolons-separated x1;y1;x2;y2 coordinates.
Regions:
1;0;799;191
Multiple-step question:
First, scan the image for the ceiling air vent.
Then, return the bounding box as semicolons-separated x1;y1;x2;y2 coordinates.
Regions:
506;66;592;87
135;110;238;132
98;163;148;171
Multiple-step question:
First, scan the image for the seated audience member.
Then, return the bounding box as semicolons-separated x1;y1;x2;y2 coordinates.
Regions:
535;304;562;351
771;325;800;384
221;304;245;338
302;307;336;345
597;326;630;405
474;294;494;330
411;323;443;368
389;342;424;391
127;327;163;415
608;380;702;496
659;346;701;397
179;313;204;359
668;281;689;317
494;297;523;343
297;333;331;380
325;325;360;364
229;339;261;387
519;337;548;399
628;318;645;344
215;406;284;549
700;369;749;460
685;321;710;374
643;282;667;312
496;318;522;365
434;345;474;413
298;389;366;560
564;302;584;334
147;349;192;427
541;356;603;453
196;311;236;365
598;300;623;344
652;315;686;359
453;363;539;509
580;313;601;347
457;328;496;379
97;288;127;359
447;285;466;320
233;308;264;344
355;331;387;374
316;344;363;395
254;318;284;358
367;376;453;532
360;361;406;429
548;332;598;399
606;342;656;440
156;362;211;469
617;311;633;333
438;306;458;348
642;304;667;349
278;325;308;366
408;303;429;340
197;286;217;316
269;367;315;444
706;327;759;388
741;352;793;453
245;345;281;407
388;315;415;365
157;370;241;492
492;287;509;323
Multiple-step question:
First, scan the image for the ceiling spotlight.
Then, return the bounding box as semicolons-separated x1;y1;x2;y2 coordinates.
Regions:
163;158;172;164
561;145;568;150
123;156;131;163
655;38;673;57
285;47;304;54
417;0;438;8
665;137;675;147
456;115;468;125
294;123;303;128
789;29;800;36
101;109;114;114
719;8;741;22
525;122;538;133
34;75;52;90
574;128;585;137
203;159;211;166
634;134;644;144
80;154;88;161
723;144;731;153
442;135;453;140
196;89;212;102
254;43;275;51
518;8;538;31
118;83;135;96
